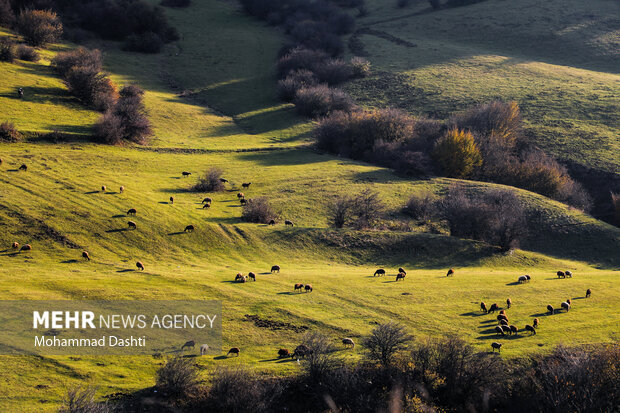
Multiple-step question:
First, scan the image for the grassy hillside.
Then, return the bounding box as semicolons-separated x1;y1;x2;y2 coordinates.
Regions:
0;0;618;411
346;0;620;172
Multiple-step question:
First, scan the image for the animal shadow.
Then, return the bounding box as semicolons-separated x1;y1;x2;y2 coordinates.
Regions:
106;228;128;233
277;292;296;295
213;355;229;360
111;214;125;218
168;232;185;235
459;312;487;317
85;191;99;194
117;269;135;273
506;281;521;286
61;259;78;264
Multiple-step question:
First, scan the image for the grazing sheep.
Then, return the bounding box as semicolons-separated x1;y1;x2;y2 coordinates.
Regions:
127;221;137;230
547;305;554;315
480;302;488;313
586;289;591;298
525;325;536;335
182;171;191;177
235;273;247;283
292;344;310;359
557;271;566;279
500;325;511;335
285;220;294;227
184;224;195;232
294;283;304;292
495;326;505;336
499;310;506;315
561;302;570;312
203;203;211;209
533;318;540;329
396;272;405;281
136;261;144;270
491;342;502;352
509;325;518;335
202;197;212;204
170;196;174;204
19;164;27;171
398;267;406;275
499;319;509;326
278;348;290;358
127;208;137;215
248;272;256;281
271;265;280;273
565;270;572;278
235;273;244;281
120;186;124;193
497;314;508;322
227;347;240;357
18;87;23;98
242;183;251;188
304;284;313;293
237;192;244;199
518;275;528;284
446;268;454;277
101;185;106;192
268;219;275;225
525;274;531;281
82;251;90;261
220;178;228;183
240;198;247;205
567;298;571;305
200;344;209;355
489;303;499;313
506;298;512;309
373;269;386;277
19;244;32;252
12;242;19;249
342;338;355;348
181;340;195;350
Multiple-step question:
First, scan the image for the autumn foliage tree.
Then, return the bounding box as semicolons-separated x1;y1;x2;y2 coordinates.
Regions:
17;9;63;46
433;128;482;179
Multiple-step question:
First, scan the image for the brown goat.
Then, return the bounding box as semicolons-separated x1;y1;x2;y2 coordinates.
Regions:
446;268;454;277
489;303;499;313
227;347;240;357
237;192;244;199
294;283;304;292
271;265;280;273
19;244;32;252
278;348;290;358
12;242;19;249
533;318;540;329
82;251;90;261
305;284;313;293
586;289;591;298
292;344;310;359
127;221;137;230
136;261;144;270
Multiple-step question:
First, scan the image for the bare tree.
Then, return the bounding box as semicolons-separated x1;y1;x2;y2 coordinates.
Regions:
363;322;412;367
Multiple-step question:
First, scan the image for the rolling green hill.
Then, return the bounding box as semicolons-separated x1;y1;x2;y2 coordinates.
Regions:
0;0;618;410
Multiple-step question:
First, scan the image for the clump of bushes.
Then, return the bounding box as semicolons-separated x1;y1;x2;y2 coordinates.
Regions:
123;31;164;54
155;357;200;398
403;191;437;221
329;189;385;229
94;85;151;144
276;69;318;102
58;385;112;413
51;47;103;77
241;196;278;224
433;128;482;179
17;9;63;47
191;167;225;192
0;38;15;62
0;122;22;142
350;56;371;78
16;44;40;61
294;85;353;118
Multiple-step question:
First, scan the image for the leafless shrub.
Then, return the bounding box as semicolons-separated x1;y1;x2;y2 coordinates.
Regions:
58;385;112;413
404;191;438;221
16;44;39;61
241;196;278;224
191;167;225;192
0;121;22;142
155;356;200;398
363;322;412;367
17;9;62;47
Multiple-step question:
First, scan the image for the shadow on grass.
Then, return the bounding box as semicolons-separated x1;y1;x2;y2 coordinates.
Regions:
168;232;185;236
111;214;125;218
117;269;135;273
459;311;487;317
61;259;79;264
106;228;128;233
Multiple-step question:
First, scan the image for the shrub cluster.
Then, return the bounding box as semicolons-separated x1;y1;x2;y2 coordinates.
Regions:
191;167;225;192
0;37;15;62
16;44;39;61
0;121;22;142
294;85;353;118
329;189;385;229
315;101;591;210
94;85;152;145
241;196;278;224
52;47;116;112
5;0;178;53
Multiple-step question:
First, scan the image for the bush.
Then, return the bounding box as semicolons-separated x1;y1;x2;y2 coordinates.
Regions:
156;357;200;398
276;46;328;78
299;331;337;382
439;186;527;251
313;58;351;85
328;189;385;229
17;9;62;47
58;386;112;413
241;196;278;224
404;191;437;221
94;85;151;144
0;122;22;142
452;100;521;144
433;128;482;179
329;195;354;228
161;0;191;7
350;56;370;78
16;44;39;61
363;322;412;367
294;85;353;118
51;47;103;78
64;67;117;111
276;69;318;102
123;31;164;53
190;167;225;192
0;38;15;62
